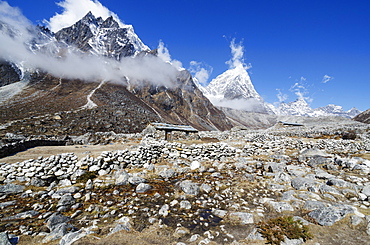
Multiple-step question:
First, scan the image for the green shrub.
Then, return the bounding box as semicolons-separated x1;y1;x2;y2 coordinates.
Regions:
257;216;313;245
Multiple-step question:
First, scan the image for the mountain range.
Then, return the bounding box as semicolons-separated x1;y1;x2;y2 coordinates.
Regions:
198;63;361;119
0;11;367;138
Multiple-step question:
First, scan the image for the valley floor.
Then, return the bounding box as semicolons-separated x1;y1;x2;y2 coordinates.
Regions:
0;120;370;245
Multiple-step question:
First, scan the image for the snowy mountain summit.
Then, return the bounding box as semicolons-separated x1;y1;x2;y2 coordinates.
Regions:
200;64;271;113
206;64;261;101
55;11;149;60
277;97;314;116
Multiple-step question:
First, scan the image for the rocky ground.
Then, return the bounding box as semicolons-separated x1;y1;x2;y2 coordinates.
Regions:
0;119;370;245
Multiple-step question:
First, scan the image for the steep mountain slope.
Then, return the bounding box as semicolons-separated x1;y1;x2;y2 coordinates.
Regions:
0;72;162;136
0;60;21;87
131;70;232;131
354;108;370;124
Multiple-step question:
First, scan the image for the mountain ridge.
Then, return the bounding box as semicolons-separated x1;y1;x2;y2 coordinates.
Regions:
197;62;361;119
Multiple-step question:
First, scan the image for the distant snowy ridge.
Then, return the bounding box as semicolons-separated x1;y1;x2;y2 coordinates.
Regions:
274;98;361;118
195;62;361;118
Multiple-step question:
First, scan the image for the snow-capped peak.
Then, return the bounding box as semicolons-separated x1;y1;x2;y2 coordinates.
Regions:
54;12;149;60
205;64;262;101
278;97;314;116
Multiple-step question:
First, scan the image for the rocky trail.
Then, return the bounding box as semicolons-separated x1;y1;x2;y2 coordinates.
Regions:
0;121;370;245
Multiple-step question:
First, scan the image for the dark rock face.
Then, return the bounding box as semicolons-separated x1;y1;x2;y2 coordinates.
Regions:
130;70;233;131
354;108;370;124
55;12;136;60
0;61;21;87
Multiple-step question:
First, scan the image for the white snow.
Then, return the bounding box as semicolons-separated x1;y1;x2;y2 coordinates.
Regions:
81;80;105;109
0;73;30;104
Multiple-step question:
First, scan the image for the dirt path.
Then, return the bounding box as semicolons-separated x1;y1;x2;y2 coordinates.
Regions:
0;143;132;164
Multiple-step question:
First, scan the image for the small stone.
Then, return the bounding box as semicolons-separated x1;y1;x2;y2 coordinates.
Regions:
159;204;169;217
135;183;152;193
85;179;93;190
190;161;201;170
89;165;100;172
179;180;199;195
180;200;192;210
73;193;82;199
200;183;212;193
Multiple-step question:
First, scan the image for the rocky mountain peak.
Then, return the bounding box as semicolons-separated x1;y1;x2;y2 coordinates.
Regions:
81;11;100;26
54;12;149;59
101;16;120;29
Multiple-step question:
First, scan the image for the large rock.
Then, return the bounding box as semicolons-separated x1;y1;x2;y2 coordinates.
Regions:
0;184;25;195
299;148;331;158
2;210;40;221
114;170;129;185
291;177;316;190
42;223;72;243
0;232;11;245
308;205;355;226
268;201;294;213
57;194;76;207
45;213;71;231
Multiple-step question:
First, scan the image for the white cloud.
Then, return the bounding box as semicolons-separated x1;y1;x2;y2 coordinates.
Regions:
0;1;31;29
225;38;251;70
207;95;264;112
276;89;288;102
0;3;180;88
46;0;125;32
288;76;313;103
157;40;182;70
322;74;333;83
189;61;213;86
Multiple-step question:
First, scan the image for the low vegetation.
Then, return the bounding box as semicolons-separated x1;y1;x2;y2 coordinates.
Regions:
257;216;313;245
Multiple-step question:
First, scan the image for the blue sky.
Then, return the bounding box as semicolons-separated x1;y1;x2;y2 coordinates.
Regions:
5;0;370;111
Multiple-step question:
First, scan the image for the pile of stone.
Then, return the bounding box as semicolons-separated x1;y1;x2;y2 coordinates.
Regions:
0;124;370;245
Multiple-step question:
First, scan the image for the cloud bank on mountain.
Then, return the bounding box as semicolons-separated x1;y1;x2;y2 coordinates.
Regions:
0;1;180;87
